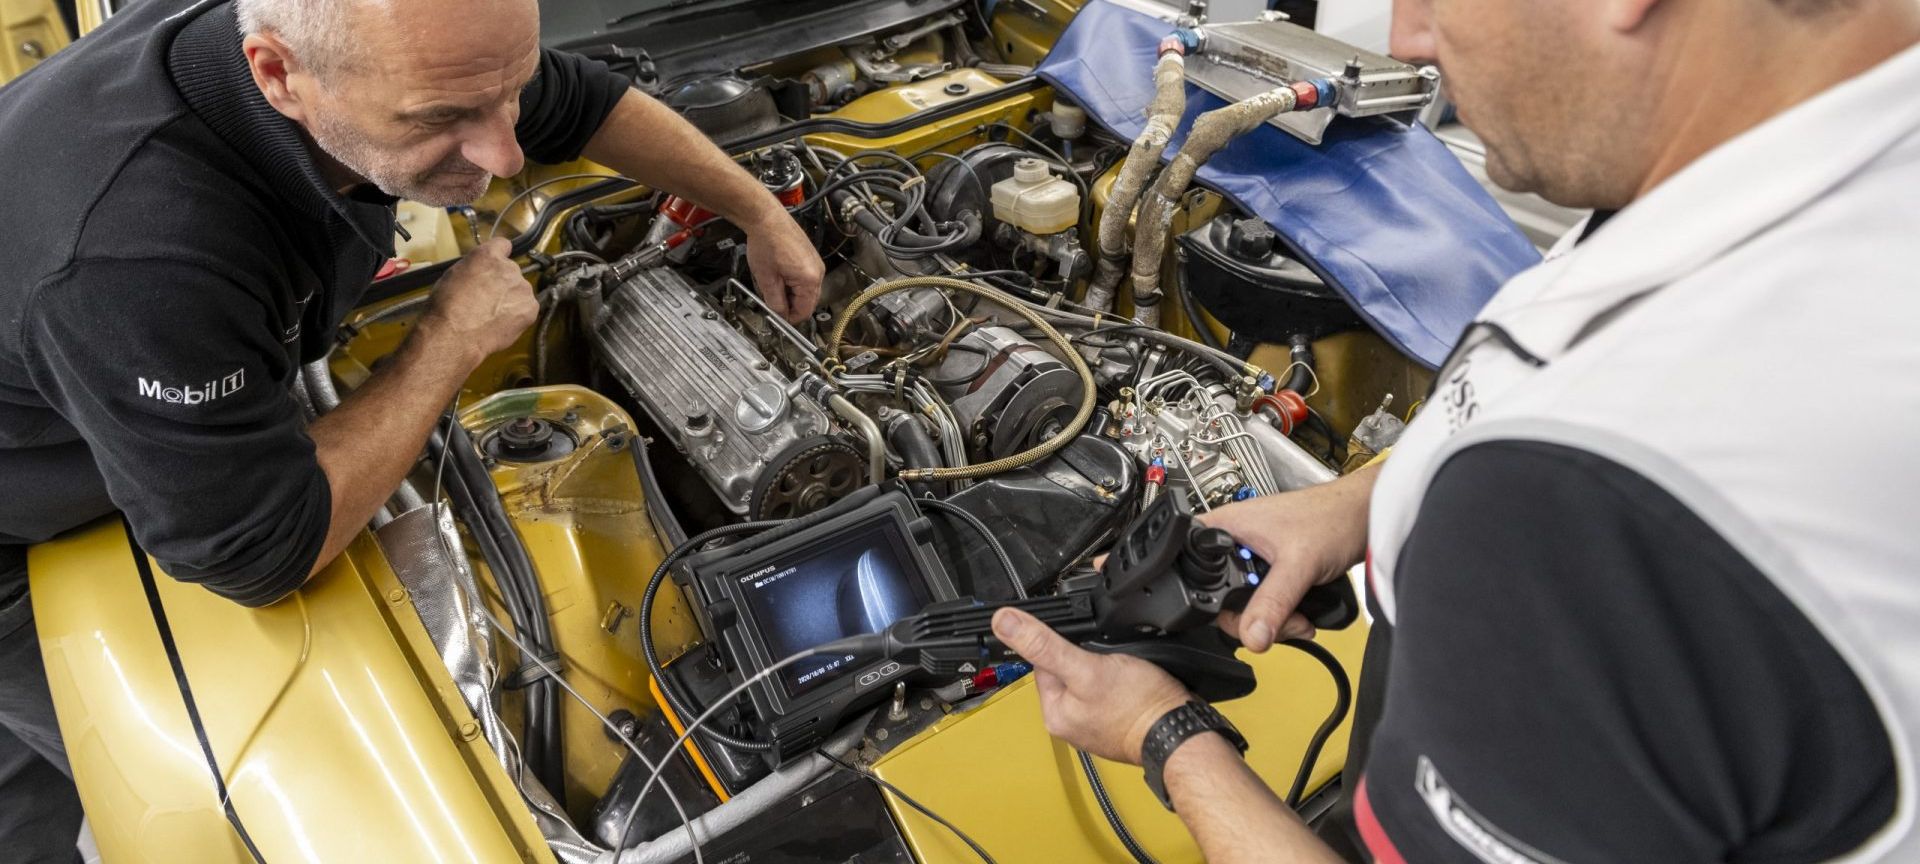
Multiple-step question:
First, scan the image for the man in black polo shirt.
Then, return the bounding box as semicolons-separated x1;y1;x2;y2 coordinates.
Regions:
0;0;823;857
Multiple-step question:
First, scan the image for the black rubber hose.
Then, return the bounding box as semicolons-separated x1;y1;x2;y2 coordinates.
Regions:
1078;749;1159;864
440;426;559;782
628;433;689;549
837;188;981;253
886;415;946;497
1173;258;1225;352
1302;410;1341;465
639;521;787;754
430;420;566;798
360;178;638;305
1279;639;1352;807
1284;334;1315;395
442;421;554;649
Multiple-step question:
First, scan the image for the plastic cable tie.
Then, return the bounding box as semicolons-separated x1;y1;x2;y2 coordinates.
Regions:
503;651;567;690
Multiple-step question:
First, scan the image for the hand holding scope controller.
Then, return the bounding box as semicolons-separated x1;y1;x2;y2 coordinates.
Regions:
863;494;1359;701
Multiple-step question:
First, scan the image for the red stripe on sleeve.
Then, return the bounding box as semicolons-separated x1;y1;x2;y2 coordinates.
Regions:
1355;775;1410;864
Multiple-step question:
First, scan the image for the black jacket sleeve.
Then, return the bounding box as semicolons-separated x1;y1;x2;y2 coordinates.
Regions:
516;47;632;164
1359;441;1894;864
22;259;330;607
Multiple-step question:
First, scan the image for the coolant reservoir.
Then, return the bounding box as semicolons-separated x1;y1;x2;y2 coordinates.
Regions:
991;158;1080;235
394;200;462;265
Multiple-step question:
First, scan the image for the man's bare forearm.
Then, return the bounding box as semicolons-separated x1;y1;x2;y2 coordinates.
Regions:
582;90;788;232
1164;734;1347;864
306;324;475;576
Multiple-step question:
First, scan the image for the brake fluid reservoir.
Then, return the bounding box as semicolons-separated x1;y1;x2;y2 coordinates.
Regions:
393;201;461;265
991;158;1080;235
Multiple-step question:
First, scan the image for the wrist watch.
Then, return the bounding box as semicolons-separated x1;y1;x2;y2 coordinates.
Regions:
1140;700;1249;811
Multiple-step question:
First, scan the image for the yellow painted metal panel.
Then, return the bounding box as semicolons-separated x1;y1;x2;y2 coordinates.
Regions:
0;0;68;83
988;0;1083;68
810;69;1046;160
32;523;552;863
456;386;688;810
871;618;1367;863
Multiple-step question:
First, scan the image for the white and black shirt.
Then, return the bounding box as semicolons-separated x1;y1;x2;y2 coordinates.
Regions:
1352;39;1920;863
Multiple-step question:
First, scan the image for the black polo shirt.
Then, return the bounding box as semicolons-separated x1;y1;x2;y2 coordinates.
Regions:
0;0;627;605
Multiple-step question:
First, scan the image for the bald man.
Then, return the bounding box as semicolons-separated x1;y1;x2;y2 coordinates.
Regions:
995;0;1920;861
0;0;823;856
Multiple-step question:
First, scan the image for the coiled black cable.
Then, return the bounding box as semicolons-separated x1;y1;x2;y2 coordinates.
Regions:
639;520;785;753
1079;748;1160;864
1077;639;1352;860
1278;638;1351;807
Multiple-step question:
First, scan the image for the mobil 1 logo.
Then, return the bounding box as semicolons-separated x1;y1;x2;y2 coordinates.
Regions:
138;368;246;407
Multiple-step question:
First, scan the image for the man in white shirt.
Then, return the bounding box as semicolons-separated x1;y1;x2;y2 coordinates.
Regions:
992;0;1920;860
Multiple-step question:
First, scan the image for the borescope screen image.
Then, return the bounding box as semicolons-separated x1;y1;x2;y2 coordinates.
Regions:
739;523;930;700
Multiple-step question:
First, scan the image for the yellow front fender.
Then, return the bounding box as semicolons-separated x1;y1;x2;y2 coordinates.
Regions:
31;521;550;863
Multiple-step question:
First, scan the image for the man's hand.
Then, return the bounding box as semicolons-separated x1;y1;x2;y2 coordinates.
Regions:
416;237;539;366
306;239;535;583
991;606;1193;765
1197;463;1380;653
578;90;824;321
744;214;823;322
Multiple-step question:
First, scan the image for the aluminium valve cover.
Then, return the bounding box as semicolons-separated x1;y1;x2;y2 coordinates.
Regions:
592;267;832;514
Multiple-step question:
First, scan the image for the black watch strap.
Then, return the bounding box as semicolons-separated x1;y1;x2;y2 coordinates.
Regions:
1140;700;1249;811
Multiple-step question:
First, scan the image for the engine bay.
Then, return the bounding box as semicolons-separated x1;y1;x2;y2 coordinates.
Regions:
321;5;1455;861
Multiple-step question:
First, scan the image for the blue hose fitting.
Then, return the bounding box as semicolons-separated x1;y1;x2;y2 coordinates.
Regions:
1166;28;1203;55
1311;78;1338;110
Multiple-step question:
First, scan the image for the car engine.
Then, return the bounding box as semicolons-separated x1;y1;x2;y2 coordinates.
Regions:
320;5;1445;861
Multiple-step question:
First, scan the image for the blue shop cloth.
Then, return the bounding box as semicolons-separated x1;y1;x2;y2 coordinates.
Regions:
1035;0;1541;367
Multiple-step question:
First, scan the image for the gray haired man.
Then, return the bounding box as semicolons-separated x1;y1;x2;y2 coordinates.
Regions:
0;0;824;858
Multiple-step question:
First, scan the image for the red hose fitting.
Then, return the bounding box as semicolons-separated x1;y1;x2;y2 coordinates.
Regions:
1254;390;1310;435
1289;80;1321;112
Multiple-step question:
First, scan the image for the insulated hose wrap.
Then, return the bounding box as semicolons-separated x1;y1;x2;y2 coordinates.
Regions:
1085;50;1187;314
826;276;1097;482
1129;86;1298;326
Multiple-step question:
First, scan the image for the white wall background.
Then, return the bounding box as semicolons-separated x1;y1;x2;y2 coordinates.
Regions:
1145;0;1396;54
1314;0;1393;54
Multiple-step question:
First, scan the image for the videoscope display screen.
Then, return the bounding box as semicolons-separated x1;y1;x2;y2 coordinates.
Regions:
737;520;930;700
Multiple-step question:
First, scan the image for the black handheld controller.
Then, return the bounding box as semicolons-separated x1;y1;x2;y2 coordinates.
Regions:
876;495;1360;701
1094;494;1359;639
